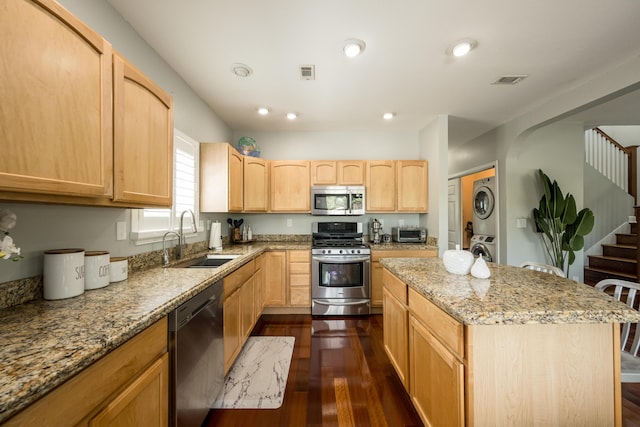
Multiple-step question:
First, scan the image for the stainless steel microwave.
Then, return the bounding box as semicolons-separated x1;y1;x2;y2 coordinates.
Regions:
311;186;365;216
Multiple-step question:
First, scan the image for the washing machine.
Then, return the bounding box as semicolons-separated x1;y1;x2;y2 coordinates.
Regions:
470;235;496;262
472;176;497;236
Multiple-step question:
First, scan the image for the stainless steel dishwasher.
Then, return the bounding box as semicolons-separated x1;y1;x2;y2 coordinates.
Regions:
168;279;223;427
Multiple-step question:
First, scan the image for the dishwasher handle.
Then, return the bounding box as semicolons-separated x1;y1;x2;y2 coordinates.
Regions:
171;280;222;331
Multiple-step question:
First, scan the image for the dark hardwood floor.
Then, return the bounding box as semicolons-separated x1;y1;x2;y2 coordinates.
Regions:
205;314;640;426
205;314;422;426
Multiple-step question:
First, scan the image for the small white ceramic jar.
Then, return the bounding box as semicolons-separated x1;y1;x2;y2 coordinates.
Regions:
43;249;85;300
110;256;128;282
85;251;110;290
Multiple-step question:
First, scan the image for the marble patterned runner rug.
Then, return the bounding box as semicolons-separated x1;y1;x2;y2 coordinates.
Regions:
212;336;295;409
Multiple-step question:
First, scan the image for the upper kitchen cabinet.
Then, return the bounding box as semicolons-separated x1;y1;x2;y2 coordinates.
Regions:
243;156;269;212
366;161;396;211
0;0;113;199
397;160;428;212
112;53;174;207
270;161;310;212
200;143;243;212
311;161;365;185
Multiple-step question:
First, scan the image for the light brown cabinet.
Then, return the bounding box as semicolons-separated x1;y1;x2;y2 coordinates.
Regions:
366;160;428;213
366;161;396;211
371;249;436;307
4;318;168;427
382;273;409;390
270;161;310;212
310;161;365;185
113;53;173;207
0;0;113;200
288;250;311;307
243;156;269;212
0;0;174;208
223;260;257;372
200;143;243;212
264;251;287;306
397;161;428;212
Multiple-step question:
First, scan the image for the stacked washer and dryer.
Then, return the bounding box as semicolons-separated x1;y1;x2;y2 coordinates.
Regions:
470;177;497;262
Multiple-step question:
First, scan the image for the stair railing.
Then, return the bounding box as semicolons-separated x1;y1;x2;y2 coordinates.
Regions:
585;127;637;203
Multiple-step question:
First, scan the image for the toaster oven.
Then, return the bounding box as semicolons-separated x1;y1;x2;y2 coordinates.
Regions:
391;227;427;243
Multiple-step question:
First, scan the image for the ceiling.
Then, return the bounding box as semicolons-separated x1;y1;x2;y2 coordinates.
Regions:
106;0;640;143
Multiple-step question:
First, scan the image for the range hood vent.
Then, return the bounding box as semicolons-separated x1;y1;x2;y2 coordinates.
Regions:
492;75;528;85
299;64;315;80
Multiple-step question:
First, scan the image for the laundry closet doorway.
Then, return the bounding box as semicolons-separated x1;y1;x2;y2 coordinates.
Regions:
448;163;499;263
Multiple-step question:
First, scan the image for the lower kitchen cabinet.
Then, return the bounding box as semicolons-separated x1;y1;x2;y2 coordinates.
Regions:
382;286;409;390
288;250;311;307
264;251;287;306
371;249;436;307
409;315;464;427
4;318;168;427
223;259;258;372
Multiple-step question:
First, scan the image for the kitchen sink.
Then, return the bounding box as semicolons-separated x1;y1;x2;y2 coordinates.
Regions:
172;254;241;268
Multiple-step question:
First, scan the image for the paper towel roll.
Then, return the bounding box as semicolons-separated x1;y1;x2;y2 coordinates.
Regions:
209;221;222;250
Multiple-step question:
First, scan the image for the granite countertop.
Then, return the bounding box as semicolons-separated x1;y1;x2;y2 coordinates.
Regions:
380;257;640;326
368;242;438;251
0;242;308;423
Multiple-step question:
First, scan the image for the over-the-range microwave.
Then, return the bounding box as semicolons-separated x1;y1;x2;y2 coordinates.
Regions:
311;186;365;216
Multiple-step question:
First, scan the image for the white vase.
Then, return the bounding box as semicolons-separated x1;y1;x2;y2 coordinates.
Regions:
471;255;491;279
442;245;474;275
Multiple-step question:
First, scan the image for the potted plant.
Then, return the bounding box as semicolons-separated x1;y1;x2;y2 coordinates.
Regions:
532;169;595;276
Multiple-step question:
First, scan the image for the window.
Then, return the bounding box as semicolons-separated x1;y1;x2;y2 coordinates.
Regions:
130;129;199;243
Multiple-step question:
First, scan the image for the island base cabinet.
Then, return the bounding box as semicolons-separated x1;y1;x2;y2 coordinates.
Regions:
382;287;409;390
409;315;464;427
466;323;618;426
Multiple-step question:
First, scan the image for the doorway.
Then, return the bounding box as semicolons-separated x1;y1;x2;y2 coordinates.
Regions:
448;164;498;262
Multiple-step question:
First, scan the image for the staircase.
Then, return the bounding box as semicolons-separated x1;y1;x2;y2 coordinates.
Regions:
584;208;639;286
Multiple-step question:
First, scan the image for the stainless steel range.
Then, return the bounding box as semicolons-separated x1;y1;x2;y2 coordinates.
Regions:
311;222;371;316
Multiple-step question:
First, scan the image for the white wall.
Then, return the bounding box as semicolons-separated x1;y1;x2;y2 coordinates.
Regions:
418;116;449;256
505;122;585;280
0;0;231;283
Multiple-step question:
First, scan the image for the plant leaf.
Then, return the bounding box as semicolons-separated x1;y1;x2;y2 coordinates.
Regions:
574;209;595;236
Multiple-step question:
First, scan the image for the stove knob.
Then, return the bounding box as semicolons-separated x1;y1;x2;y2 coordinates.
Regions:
339;249;344;254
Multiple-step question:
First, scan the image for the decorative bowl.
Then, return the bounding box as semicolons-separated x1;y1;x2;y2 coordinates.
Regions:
442;245;474;275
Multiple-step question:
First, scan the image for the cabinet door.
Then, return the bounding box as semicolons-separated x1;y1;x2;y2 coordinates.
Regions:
89;354;168;427
240;275;255;339
228;149;244;212
310;161;337;185
383;287;409;390
0;0;112;198
113;53;173;207
223;289;241;372
397;160;428;212
264;251;287;306
254;254;265;317
338;161;365;185
288;250;311;307
409;315;464;427
270;161;310;212
366;161;396;211
243;157;268;212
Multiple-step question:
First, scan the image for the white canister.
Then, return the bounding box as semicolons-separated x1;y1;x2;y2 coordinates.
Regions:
85;251;110;290
110;256;128;282
43;249;85;300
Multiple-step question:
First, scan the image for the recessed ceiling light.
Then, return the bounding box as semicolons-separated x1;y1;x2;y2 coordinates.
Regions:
383;112;396;120
450;40;476;57
230;63;253;77
286;112;297;120
343;39;366;58
257;107;270;115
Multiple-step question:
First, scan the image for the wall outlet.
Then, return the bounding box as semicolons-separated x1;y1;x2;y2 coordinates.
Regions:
398;219;405;227
286;218;293;227
116;221;127;241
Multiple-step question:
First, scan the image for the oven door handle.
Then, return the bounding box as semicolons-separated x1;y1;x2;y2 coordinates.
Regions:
313;299;369;306
312;255;370;263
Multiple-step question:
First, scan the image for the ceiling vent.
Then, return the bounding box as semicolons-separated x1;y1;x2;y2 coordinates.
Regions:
492;75;528;85
299;65;315;81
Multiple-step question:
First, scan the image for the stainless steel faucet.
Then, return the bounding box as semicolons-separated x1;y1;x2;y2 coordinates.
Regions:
162;210;198;266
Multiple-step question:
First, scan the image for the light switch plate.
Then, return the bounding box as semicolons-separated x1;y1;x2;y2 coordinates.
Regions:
516;218;528;229
116;221;127;240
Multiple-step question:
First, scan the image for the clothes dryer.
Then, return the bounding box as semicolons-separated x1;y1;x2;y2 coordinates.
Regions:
472;177;497;236
470;234;496;262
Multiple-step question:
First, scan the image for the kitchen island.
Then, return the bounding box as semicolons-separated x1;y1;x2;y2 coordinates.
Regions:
381;257;640;427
